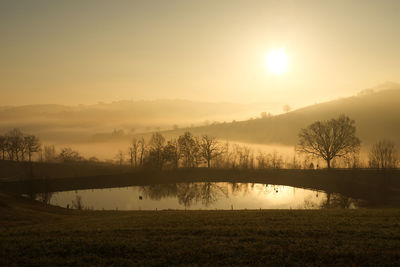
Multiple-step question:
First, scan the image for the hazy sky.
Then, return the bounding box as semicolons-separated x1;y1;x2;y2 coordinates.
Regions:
1;0;400;108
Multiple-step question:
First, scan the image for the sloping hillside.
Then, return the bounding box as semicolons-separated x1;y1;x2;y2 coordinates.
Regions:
172;86;400;146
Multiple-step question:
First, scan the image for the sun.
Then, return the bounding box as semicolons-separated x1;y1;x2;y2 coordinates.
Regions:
264;49;289;75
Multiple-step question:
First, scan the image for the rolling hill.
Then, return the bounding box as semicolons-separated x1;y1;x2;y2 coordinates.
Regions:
0;84;399;151
165;84;400;146
0;99;272;144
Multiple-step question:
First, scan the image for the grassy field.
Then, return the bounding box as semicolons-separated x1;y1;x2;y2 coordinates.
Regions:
1;193;400;266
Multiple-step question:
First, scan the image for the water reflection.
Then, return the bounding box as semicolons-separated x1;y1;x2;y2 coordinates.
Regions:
140;183;229;208
321;193;360;209
40;182;357;210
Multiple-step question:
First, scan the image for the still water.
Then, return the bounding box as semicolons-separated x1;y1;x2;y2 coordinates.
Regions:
41;182;357;210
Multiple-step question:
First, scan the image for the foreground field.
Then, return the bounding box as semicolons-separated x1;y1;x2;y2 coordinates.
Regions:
1;193;400;266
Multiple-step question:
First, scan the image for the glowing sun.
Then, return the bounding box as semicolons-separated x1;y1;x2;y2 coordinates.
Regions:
264;49;289;75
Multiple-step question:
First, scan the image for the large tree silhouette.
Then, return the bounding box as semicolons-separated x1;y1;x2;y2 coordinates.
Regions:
200;135;222;168
297;115;360;168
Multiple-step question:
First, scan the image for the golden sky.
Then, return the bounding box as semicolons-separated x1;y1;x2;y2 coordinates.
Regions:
1;0;400;108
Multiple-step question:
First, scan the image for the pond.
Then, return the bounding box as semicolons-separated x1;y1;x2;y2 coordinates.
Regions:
36;182;359;210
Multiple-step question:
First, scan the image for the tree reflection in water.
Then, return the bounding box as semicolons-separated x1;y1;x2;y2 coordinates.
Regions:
303;192;360;209
40;182;364;210
320;193;360;209
140;182;229;208
229;182;256;197
139;184;178;200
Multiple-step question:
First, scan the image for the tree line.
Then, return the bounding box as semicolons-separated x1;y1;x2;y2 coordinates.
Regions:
1;114;398;170
0;129;41;162
0;129;96;164
123;131;304;170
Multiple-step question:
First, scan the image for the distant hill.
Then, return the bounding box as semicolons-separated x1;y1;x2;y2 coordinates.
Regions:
0;99;271;143
169;85;400;146
1;84;399;149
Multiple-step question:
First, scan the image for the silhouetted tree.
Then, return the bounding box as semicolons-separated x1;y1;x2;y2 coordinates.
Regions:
237;145;252;169
270;151;283;169
178;132;200;168
256;151;267;169
24;135;41;162
297;115;360;168
5;128;24;161
199;135;222;168
138;137;146;167
163;139;180;169
57;147;83;163
368;140;398;169
129;138;139;168
0;129;41;162
147;132;166;169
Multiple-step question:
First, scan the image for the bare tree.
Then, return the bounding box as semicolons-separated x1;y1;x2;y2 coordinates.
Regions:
163;139;180;169
178;132;200;168
368;140;398;169
138;137;146;167
270;151;283;169
5;128;24;161
238;145;252;169
147;132;166;169
24;135;41;162
0;129;41;162
297;115;360;168
129;138;139;168
256;151;267;169
199;135;222;168
58;147;83;163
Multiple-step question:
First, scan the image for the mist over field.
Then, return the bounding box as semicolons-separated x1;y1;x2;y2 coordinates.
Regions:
1;83;398;161
0;99;275;141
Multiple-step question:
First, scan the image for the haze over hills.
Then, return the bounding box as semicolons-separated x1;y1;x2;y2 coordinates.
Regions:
161;83;400;147
0;83;398;159
0;99;276;143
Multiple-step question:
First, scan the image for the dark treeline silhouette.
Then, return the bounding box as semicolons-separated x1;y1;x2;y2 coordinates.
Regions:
123;115;397;170
0;128;101;164
2;115;398;170
125;131;299;170
0;128;41;162
124;131;397;171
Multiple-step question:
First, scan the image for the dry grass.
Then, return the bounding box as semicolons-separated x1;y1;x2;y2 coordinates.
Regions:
1;193;400;266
